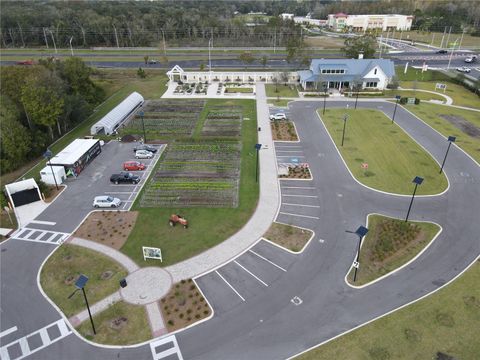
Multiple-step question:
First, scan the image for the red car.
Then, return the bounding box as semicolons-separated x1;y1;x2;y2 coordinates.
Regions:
123;161;146;171
16;60;35;65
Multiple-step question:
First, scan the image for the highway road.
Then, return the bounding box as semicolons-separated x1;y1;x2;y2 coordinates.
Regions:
1;97;479;360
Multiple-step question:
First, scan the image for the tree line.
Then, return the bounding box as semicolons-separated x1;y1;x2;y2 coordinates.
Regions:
0;59;104;173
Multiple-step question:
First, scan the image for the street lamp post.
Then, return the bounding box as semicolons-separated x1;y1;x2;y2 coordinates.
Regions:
139;110;146;143
43;149;59;190
439;136;456;174
341;114;348;146
322;84;328;115
69;36;74;56
392;95;401;124
68;275;96;335
405;176;424;222
353;225;369;282
255;143;262;183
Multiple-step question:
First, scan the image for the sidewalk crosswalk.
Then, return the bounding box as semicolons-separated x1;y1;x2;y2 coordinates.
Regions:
9;228;69;245
150;335;183;360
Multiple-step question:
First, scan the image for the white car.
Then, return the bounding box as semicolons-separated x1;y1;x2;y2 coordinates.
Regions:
93;196;121;208
135;149;154;159
456;66;471;73
464;55;477;63
269;113;287;121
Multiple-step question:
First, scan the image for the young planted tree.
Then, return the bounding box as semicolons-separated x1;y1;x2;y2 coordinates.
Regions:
343;34;377;59
238;52;255;69
260;55;268;68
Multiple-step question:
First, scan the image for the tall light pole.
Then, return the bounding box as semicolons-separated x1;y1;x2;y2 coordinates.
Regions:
352;226;369;282
68;275;96;335
405;176;424;222
161;29;167;57
69;36;74;56
255;143;262;183
43;149;59;190
341;113;348;146
439;136;456;174
392;95;401;123
139;110;146;143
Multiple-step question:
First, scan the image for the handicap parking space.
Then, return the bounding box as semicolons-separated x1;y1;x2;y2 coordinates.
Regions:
195;240;296;315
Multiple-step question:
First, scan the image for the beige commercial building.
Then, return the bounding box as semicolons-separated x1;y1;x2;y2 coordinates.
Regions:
327;13;414;32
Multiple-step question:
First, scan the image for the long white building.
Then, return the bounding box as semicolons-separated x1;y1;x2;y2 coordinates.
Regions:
327;13;414;32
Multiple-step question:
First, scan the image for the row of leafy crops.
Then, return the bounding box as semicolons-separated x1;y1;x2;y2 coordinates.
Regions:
201;106;243;138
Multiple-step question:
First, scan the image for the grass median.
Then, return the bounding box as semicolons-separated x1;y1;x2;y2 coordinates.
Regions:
403;103;480;164
298;260;480;360
265;84;299;97
347;214;441;286
319;108;448;195
40;244;128;317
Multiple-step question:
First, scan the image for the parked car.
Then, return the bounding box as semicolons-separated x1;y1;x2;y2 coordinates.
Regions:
133;144;157;153
148;59;159;64
456;66;471;73
110;172;140;184
436;49;448;54
123;161;146;171
135;150;154;159
465;55;477;63
93;196;121;208
16;60;35;65
269;113;287;121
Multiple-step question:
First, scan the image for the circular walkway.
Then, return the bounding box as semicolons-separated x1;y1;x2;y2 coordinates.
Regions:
120;267;172;305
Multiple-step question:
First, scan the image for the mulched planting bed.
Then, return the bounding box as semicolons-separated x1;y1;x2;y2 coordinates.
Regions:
124;99;205;138
263;223;313;252
201;106;243;138
160;279;212;333
271;120;299;141
439;114;480;138
140;142;241;208
279;164;311;179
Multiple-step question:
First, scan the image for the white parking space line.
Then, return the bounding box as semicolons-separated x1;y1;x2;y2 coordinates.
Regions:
248;249;287;272
279;212;320;219
283;203;320;208
29;220;56;226
234;260;268;287
104;192;132;194
0;326;17;338
276;155;306;158
282;194;318;198
0;319;71;360
215;270;245;301
149;334;183;360
281;186;316;189
276;150;304;153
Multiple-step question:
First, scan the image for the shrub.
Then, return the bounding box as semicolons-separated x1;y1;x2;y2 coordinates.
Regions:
399;97;408;104
137;67;146;78
414;98;421;105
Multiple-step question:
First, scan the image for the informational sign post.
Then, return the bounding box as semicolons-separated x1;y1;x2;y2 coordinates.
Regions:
435;83;447;93
142;246;163;261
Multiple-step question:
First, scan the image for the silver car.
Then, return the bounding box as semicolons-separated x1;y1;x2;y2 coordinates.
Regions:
93;196;121;208
135;150;154;159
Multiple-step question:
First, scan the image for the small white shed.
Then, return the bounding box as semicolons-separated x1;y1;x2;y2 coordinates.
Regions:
40;165;66;186
90;92;144;135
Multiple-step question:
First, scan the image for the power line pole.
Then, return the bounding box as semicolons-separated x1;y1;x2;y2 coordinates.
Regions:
113;25;120;48
48;29;57;53
439;26;446;49
43;28;49;48
445;26;452;49
161;29;166;56
458;30;465;50
273;27;276;54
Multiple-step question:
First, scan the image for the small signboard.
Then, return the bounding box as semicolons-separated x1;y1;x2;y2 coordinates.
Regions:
361;163;368;169
407;97;416;104
142;246;162;262
353;261;360;269
435;83;447;93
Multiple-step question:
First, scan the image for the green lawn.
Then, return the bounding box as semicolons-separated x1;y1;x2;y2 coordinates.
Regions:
17;71;168;181
76;301;151;345
319;109;448;195
40;244;128;317
265;84;299;97
356;90;447;102
297;261;480;360
400;81;480;109
382;30;480;49
347;215;441;285
396;67;451;82
403;103;480;164
269;99;291;107
121;99;259;266
224;87;254;93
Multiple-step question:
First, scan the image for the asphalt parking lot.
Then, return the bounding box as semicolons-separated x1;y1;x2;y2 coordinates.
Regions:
195;240;296;315
25;141;164;233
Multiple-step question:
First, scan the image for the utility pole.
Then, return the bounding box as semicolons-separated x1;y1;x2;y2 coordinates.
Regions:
69;36;74;56
48;29;57;54
439;26;446;49
430;33;435;46
458;30;465;51
161;29;167;56
379;34;383;58
43;27;49;48
273;27;276;54
447;38;459;70
113;25;120;48
445;26;452;49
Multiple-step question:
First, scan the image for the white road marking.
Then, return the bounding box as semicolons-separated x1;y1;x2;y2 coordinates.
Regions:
0;319;71;360
281;186;316;189
249;250;287;272
282;194;318;198
29;220;56;226
291;296;303;305
215;271;245;301
276;155;306;157
149;334;183;360
0;326;17;338
283;203;320;208
11;228;69;245
234;260;268;287
279;212;320;219
104;191;133;194
276;150;304;153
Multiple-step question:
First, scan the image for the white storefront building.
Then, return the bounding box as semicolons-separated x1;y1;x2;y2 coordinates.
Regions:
327;13;414;32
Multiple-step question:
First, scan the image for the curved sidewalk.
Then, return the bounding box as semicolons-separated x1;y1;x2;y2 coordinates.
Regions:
165;83;280;282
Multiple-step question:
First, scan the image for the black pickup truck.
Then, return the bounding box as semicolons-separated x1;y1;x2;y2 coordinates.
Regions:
110;172;140;184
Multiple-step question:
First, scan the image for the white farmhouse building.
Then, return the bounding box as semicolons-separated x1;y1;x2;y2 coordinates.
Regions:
298;58;395;91
327;13;414;32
